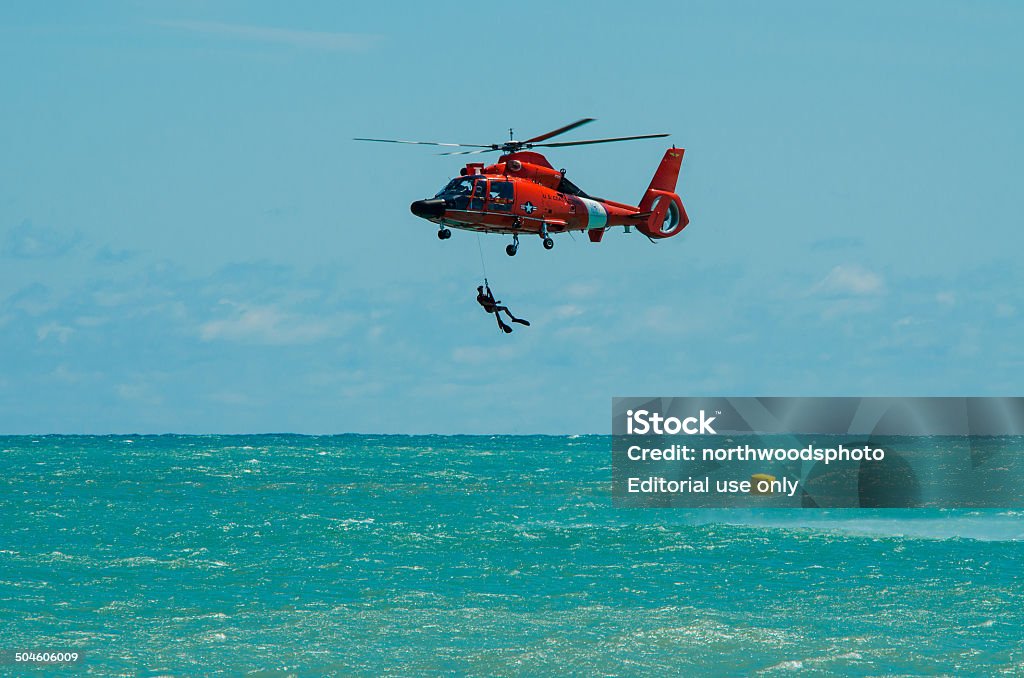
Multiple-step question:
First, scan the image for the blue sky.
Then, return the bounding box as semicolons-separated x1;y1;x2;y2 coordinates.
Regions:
1;1;1021;433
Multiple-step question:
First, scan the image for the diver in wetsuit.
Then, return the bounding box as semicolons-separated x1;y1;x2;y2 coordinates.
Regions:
476;284;530;333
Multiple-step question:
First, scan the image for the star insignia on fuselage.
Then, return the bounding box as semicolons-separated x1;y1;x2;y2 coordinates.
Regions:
521;201;536;214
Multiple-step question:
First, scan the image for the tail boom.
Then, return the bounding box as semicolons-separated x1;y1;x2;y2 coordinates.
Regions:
576;148;689;242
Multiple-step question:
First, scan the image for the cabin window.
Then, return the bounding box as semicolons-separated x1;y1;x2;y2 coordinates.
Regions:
488;181;514;212
469;178;487;210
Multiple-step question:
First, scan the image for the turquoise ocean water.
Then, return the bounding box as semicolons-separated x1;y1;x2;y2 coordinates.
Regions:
1;435;1022;675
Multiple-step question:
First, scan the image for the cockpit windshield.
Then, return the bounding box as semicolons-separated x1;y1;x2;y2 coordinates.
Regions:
435;177;476;199
435;176;487;210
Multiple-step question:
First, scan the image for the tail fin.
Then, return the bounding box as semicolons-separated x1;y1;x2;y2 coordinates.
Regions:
646;148;684;193
637;148;688;239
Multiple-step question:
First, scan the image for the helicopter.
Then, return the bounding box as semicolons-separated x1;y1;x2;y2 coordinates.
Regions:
355;118;688;256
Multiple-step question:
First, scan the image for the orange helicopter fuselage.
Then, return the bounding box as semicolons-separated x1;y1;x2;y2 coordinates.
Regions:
410;149;688;244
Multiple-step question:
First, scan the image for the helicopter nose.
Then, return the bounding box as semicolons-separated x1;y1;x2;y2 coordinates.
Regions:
410;199;446;220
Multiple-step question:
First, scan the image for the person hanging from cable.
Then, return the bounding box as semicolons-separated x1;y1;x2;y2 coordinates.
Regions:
476;281;530;333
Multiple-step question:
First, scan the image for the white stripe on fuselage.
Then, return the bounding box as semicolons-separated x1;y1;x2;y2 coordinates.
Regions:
578;197;608;230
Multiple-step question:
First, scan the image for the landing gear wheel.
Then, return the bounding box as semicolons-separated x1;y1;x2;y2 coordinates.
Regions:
506;243;518;257
543;237;554;250
437;228;451;240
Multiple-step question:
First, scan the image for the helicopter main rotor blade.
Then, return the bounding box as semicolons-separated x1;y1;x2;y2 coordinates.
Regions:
353;138;492;148
533;133;669;148
521;118;596;144
439;148;499;156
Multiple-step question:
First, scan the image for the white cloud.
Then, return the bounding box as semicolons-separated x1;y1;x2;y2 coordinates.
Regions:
3;221;82;259
203;391;256;406
116;382;164;406
637;304;701;334
48;365;91;383
564;282;601;299
155;20;380;52
936;291;956;306
551;304;584;319
894;316;916;327
451;343;522;365
199;303;333;345
814;264;885;296
553;325;597;340
996;303;1017;318
819;298;881;319
36;322;74;343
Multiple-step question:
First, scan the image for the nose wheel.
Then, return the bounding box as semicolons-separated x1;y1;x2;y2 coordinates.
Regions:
506;233;519;257
543;237;554;250
437;227;451;240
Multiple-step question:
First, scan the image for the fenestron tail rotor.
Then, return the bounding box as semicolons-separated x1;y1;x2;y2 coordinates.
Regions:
354;118;668;156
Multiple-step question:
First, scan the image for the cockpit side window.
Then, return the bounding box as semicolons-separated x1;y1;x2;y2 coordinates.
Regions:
469;179;486;210
488;181;513;212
